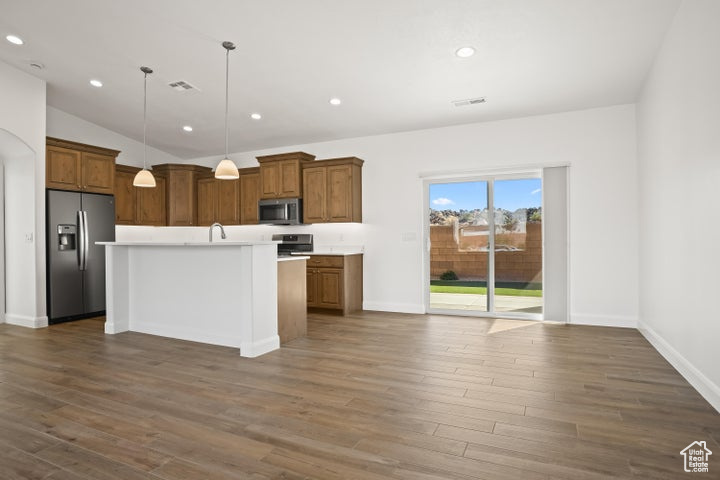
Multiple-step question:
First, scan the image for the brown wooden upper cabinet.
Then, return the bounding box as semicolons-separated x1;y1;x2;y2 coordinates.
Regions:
152;164;211;226
196;176;218;226
136;175;167;226
196;172;250;226
302;157;363;224
114;165;139;225
257;152;315;199
191;166;262;227
114;164;166;226
46;137;118;195
239;167;261;225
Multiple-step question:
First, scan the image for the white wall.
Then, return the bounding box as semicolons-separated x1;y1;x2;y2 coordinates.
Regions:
47;106;182;167
119;104;639;325
637;0;720;410
0;60;47;326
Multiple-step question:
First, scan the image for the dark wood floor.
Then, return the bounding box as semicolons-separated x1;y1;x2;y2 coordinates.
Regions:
0;312;718;479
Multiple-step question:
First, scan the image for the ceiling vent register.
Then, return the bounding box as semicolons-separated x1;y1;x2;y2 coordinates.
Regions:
452;97;486;107
168;80;200;92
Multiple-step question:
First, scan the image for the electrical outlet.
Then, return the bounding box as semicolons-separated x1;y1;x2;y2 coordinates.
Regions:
24;232;33;243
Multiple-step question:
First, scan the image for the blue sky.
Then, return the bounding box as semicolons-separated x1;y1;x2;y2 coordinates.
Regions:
430;179;542;211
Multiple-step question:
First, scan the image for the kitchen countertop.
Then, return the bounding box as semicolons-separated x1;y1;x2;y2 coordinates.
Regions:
277;255;309;262
98;241;278;246
293;252;363;256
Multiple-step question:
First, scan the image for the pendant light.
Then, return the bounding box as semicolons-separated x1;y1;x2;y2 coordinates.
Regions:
133;66;157;187
214;41;240;180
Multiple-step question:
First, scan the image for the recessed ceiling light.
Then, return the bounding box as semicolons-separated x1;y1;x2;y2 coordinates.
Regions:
329;97;342;106
6;34;24;45
89;79;103;88
250;113;262;120
182;125;193;132
455;46;475;58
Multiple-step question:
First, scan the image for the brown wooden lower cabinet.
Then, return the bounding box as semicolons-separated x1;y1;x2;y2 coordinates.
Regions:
306;254;363;315
277;259;307;343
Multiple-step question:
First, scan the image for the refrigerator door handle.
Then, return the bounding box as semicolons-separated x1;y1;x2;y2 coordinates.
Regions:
77;210;84;270
82;210;89;270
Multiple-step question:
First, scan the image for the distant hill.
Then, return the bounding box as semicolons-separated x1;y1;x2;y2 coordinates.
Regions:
430;207;541;228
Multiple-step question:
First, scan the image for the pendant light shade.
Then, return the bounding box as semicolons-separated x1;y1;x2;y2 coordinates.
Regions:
133;66;157;188
215;158;240;180
215;41;239;180
133;168;156;187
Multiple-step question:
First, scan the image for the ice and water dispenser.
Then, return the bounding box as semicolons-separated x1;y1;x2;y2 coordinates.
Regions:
57;224;76;251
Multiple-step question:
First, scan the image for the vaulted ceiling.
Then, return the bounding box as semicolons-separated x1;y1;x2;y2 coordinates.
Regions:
0;0;679;159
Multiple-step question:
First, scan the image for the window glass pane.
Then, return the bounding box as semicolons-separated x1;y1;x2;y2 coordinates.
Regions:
429;181;488;312
493;178;543;314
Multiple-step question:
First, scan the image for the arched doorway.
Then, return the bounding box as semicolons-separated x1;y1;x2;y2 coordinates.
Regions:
0;128;40;326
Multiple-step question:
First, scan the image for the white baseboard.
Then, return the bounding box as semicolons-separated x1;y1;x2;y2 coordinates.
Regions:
569;313;637;328
5;314;48;328
638;320;720;413
122;321;280;359
130;321;243;349
240;335;280;358
363;301;425;314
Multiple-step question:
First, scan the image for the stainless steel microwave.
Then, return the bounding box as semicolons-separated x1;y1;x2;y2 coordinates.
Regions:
258;198;303;225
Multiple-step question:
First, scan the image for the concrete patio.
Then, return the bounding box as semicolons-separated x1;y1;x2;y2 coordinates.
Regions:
430;292;543;313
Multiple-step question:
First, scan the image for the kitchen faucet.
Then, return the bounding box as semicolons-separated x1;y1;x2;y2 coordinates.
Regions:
209;223;226;242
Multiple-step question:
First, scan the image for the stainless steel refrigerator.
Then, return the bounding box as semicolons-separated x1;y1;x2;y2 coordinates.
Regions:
46;190;115;324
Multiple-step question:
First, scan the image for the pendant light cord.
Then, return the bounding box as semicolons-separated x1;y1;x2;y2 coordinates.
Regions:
224;46;230;159
143;70;148;170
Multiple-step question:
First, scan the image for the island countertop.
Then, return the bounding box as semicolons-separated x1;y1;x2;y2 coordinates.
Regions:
98;241;278;246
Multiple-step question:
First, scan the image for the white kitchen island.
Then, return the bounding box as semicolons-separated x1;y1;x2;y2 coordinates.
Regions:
99;241;279;357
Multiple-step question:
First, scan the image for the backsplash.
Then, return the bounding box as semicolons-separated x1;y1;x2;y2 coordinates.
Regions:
115;224;366;253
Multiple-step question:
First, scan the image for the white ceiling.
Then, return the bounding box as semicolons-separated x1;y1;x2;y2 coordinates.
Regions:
0;0;679;160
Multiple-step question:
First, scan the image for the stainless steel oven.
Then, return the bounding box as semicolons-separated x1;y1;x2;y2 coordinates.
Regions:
258;198;302;225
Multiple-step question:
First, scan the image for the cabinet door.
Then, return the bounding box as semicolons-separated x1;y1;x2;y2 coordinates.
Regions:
81;152;115;194
114;169;136;225
196;177;218;226
279;160;301;197
46;146;82;191
217;178;240;225
306;269;317;307
167;170;196;226
317;268;343;308
327;164;353;222
302;166;327;223
260;162;280;198
136;176;166;225
239;172;260;224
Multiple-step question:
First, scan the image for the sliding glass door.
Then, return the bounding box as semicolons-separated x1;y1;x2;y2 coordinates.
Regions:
427;175;543;319
492;178;543;314
428;181;489;313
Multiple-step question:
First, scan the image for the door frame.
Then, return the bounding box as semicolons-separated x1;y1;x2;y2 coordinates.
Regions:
422;171;544;320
